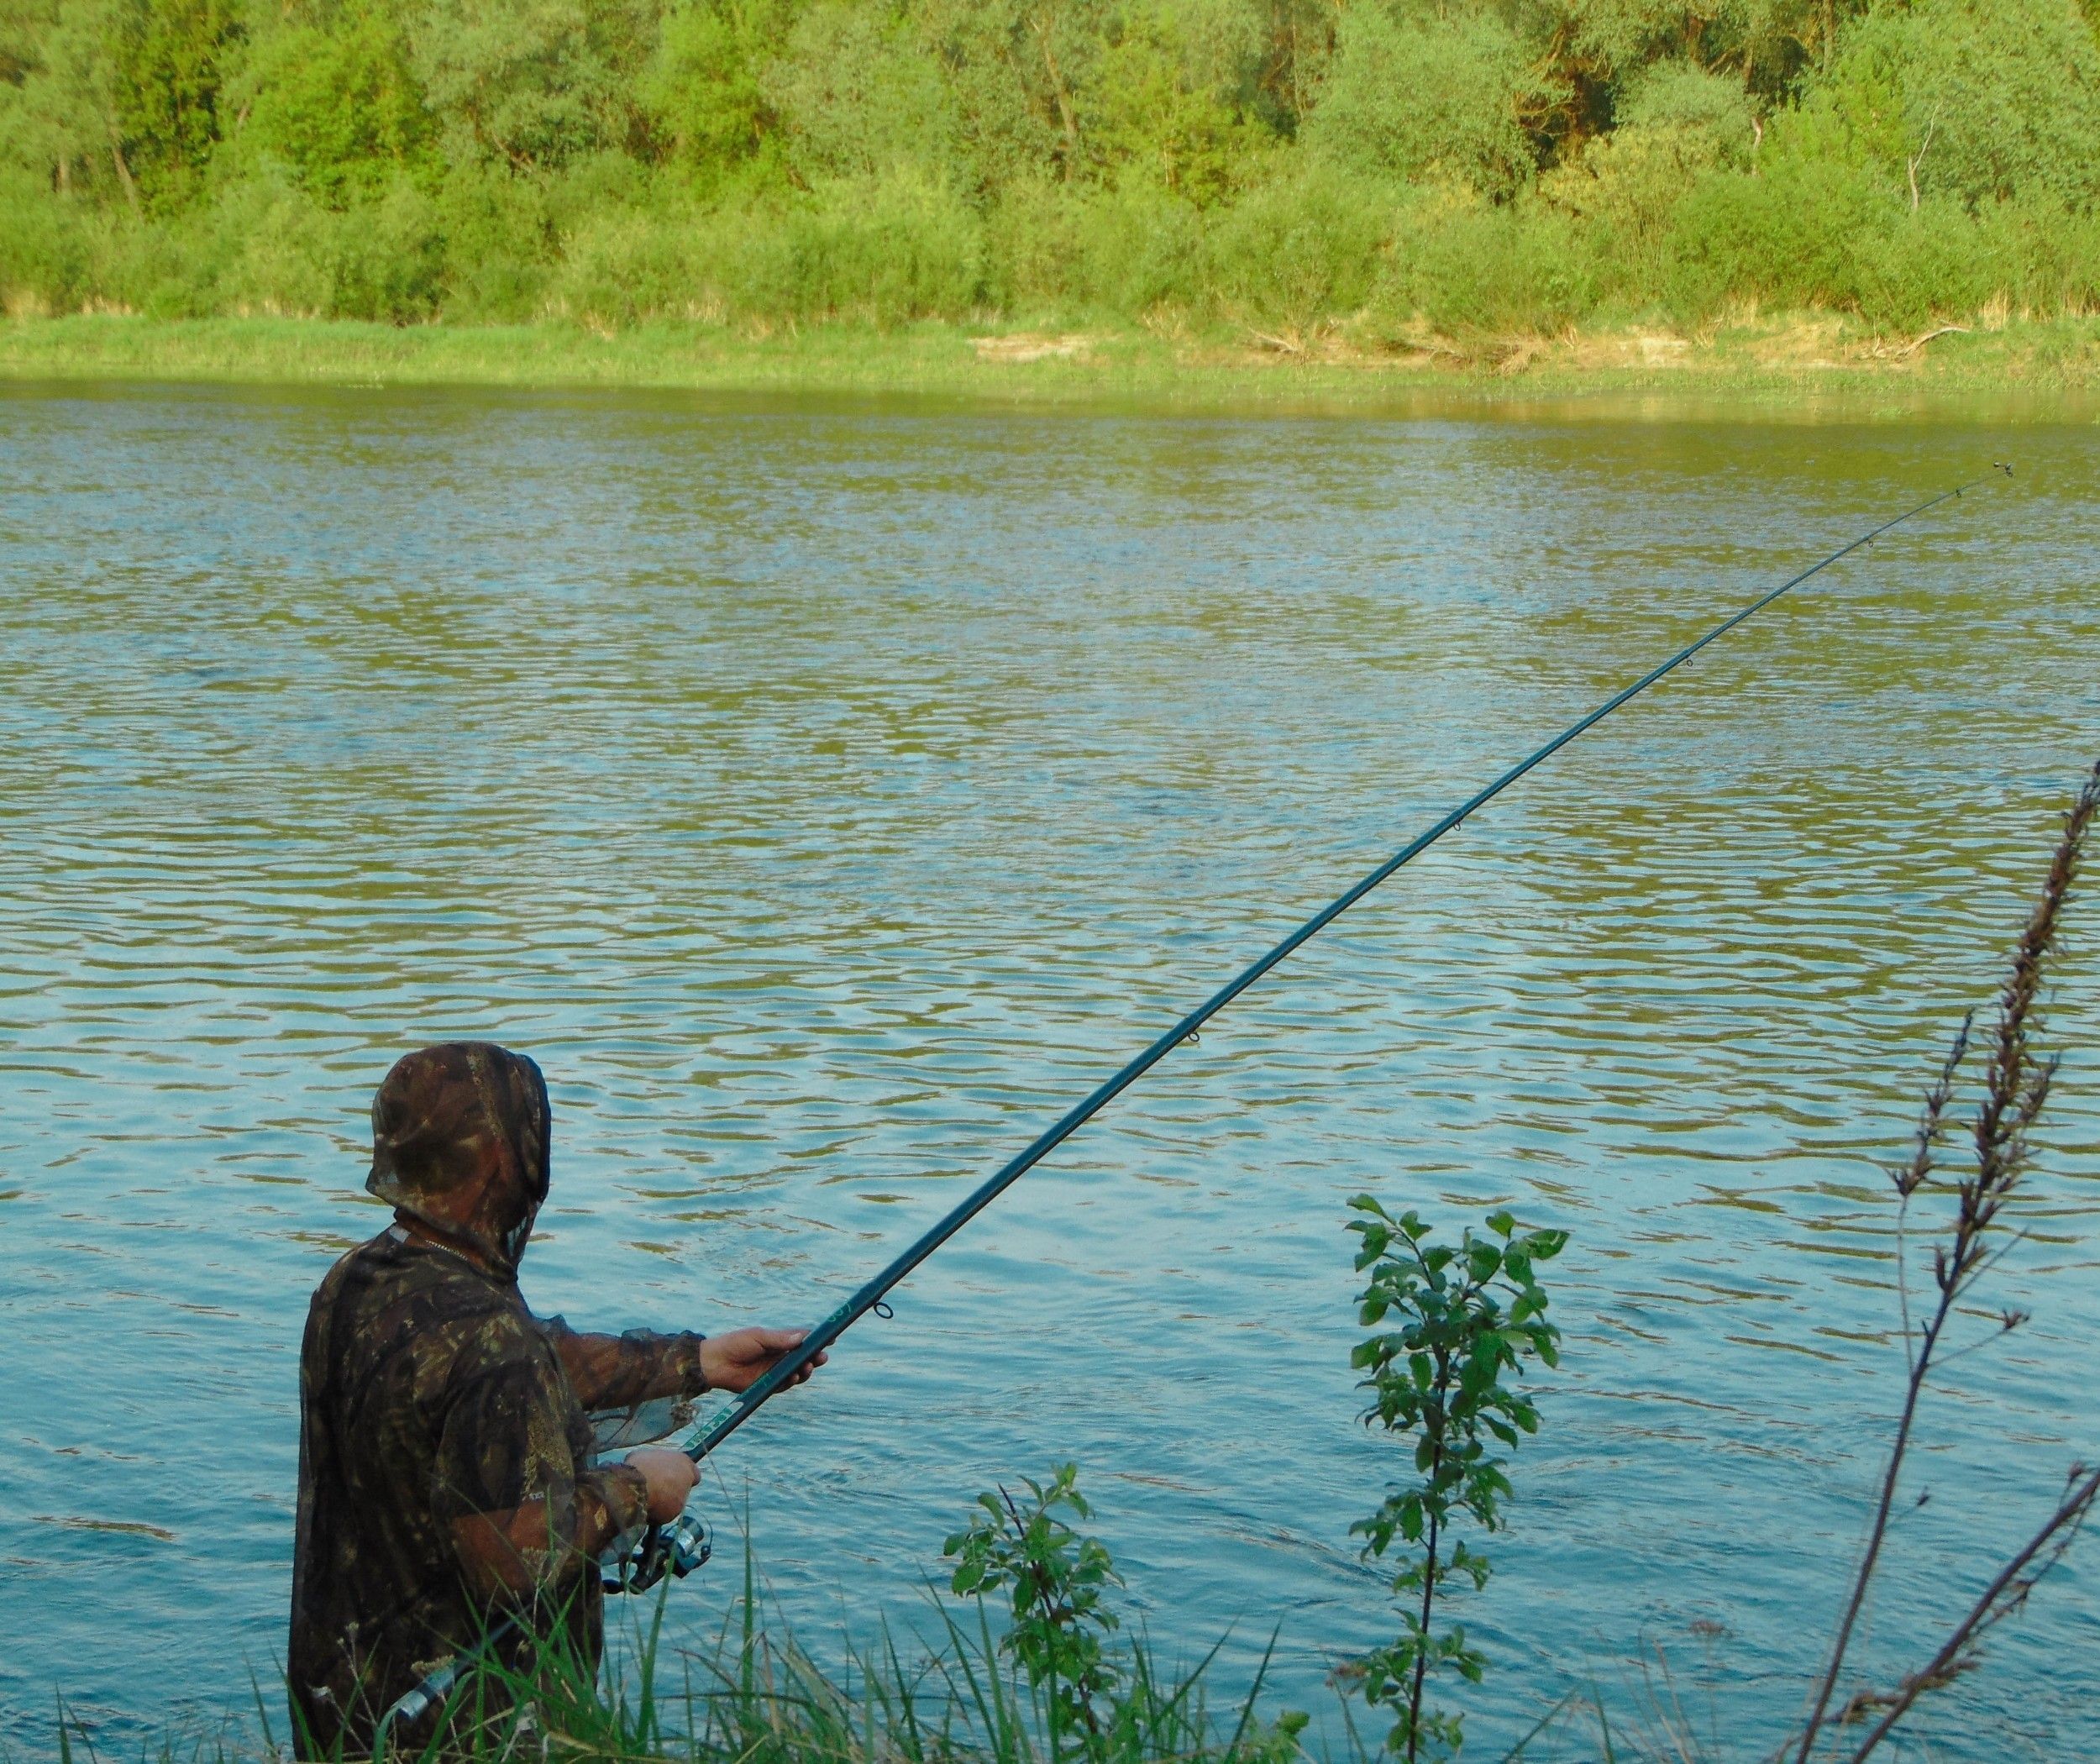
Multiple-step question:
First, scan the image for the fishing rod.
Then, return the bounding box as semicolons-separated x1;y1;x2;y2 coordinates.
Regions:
376;470;1999;1751
673;470;1998;1460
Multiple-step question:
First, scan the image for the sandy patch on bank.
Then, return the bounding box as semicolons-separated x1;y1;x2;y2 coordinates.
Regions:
1204;315;2008;379
974;333;1095;363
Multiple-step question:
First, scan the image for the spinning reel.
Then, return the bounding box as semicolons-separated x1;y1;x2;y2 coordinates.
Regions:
601;1509;711;1595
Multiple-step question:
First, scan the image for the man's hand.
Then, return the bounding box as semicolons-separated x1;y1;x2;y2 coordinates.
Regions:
624;1446;700;1525
701;1326;827;1394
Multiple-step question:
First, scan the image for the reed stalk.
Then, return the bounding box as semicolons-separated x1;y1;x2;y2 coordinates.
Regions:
1793;760;2100;1761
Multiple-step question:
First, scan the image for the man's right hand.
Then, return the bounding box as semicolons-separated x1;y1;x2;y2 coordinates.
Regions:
625;1446;699;1525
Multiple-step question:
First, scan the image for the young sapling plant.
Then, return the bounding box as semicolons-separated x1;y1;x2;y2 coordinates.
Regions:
1345;1201;1567;1761
945;1462;1126;1751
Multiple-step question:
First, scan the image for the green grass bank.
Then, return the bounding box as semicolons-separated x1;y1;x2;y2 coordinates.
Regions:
8;313;2100;413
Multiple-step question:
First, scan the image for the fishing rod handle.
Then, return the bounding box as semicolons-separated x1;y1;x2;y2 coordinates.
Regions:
372;1655;467;1759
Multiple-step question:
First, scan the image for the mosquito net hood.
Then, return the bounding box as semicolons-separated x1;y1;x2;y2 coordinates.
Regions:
366;1042;552;1274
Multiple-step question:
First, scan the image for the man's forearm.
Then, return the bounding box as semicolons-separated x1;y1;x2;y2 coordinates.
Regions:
449;1467;651;1603
545;1320;708;1410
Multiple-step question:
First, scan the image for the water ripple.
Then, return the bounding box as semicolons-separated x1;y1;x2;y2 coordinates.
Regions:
2;389;2096;1757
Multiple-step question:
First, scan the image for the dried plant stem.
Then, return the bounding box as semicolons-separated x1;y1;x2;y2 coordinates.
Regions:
1844;1465;2100;1762
1792;1251;1950;1759
1794;763;2099;1762
1892;1016;1971;1367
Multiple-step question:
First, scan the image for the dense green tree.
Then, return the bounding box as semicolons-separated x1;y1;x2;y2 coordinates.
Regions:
234;6;433;203
407;0;654;169
108;0;242;204
1817;0;2100;211
0;0;137;201
6;0;2100;331
640;0;788;187
1;0;50;82
763;0;962;181
1307;5;1539;196
1247;0;1335;138
1082;0;1271;201
915;0;1070;190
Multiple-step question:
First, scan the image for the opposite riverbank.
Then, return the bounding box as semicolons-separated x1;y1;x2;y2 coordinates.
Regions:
6;314;2100;413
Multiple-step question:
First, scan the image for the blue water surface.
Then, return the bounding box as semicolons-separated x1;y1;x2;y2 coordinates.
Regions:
2;384;2097;1761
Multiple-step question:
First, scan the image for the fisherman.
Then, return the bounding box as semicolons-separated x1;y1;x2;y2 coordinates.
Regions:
288;1042;824;1757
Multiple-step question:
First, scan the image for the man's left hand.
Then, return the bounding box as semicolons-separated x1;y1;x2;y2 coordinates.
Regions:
701;1326;827;1394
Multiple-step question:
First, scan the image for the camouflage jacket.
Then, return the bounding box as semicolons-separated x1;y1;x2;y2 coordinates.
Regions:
288;1225;707;1756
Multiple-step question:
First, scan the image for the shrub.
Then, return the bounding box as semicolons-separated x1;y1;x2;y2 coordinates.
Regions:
1615;60;1757;159
551;207;699;324
945;1464;1125;1742
982;173;1095;313
1539;61;1757;299
1373;190;1598;335
330;177;449;320
0;171;92;313
1205;162;1390;330
1662;152;1887;321
94;207;217;318
1307;7;1538;201
1082;179;1207;316
197;172;343;317
711;171;984;323
432;163;557;321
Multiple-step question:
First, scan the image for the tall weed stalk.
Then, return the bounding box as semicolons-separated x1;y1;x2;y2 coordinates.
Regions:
1793;760;2100;1761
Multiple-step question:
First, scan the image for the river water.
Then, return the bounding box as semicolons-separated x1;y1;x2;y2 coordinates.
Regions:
2;382;2097;1761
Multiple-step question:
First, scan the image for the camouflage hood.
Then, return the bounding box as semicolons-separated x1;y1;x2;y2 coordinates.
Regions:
365;1042;551;1275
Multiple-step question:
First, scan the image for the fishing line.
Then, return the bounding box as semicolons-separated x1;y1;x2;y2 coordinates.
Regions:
375;469;2002;1753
